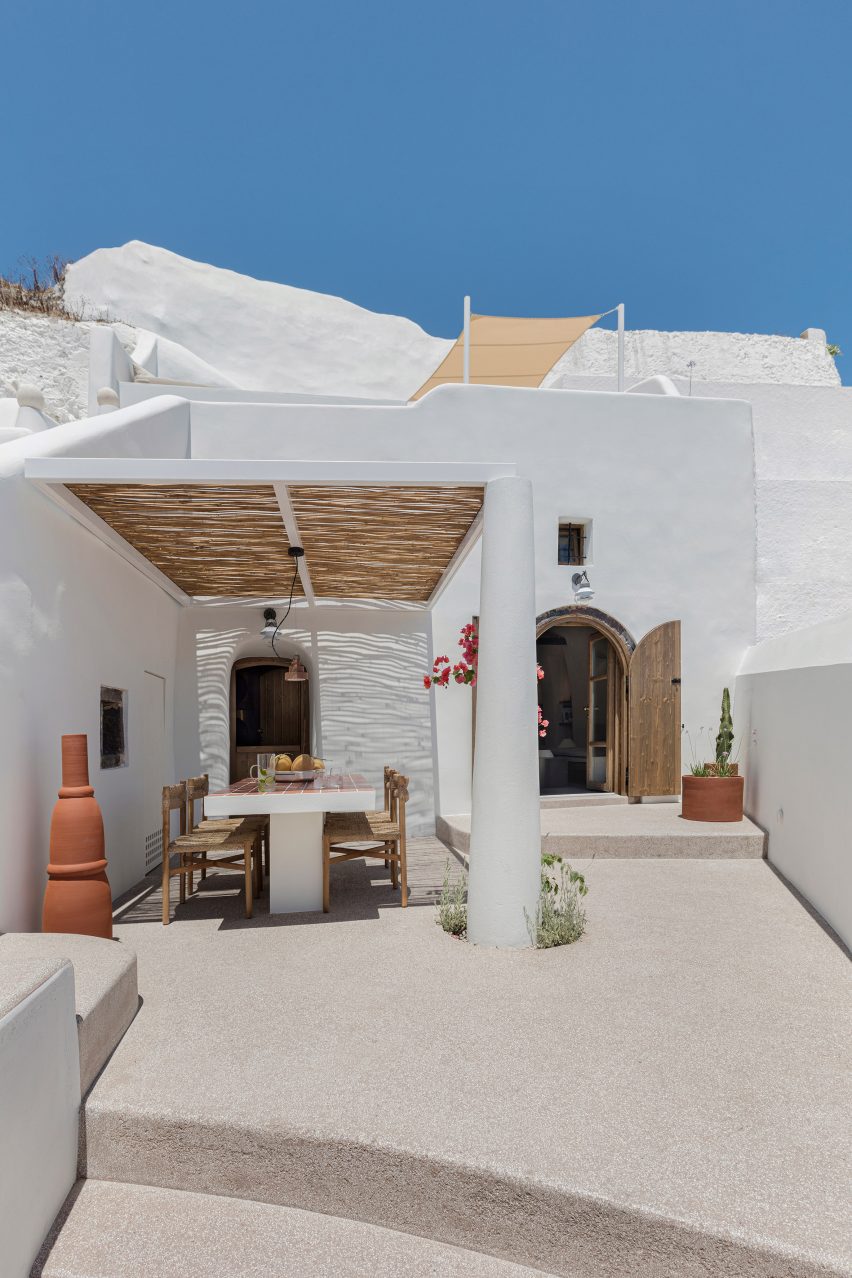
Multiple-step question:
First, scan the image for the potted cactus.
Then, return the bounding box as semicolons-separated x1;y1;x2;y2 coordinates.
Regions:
682;689;744;822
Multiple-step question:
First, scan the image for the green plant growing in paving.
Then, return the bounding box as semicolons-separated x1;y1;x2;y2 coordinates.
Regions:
438;853;588;948
715;688;734;771
529;851;588;949
436;861;467;938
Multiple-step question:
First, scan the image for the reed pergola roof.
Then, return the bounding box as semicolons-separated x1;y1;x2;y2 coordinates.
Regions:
67;480;484;603
69;483;301;599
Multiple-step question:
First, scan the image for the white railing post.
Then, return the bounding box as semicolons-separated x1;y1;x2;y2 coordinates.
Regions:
467;476;541;947
463;295;471;385
617;302;625;391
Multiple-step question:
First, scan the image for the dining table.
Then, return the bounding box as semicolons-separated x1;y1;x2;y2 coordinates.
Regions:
204;773;376;914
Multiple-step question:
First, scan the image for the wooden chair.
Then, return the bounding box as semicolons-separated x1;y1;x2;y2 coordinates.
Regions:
161;782;258;925
322;772;409;912
184;774;268;897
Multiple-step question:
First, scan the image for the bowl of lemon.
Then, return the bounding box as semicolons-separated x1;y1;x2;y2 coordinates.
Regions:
274;754;325;782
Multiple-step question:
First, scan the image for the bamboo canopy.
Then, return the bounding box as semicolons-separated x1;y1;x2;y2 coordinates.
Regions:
69;481;484;603
411;312;601;400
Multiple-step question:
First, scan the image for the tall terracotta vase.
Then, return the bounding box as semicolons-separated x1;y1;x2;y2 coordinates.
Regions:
43;734;113;938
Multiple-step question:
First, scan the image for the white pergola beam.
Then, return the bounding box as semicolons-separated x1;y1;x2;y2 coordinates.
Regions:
24;458;516;486
273;482;316;606
426;508;483;608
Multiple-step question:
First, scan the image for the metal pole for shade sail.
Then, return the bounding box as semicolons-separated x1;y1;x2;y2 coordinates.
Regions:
463;295;471;384
617;302;625;391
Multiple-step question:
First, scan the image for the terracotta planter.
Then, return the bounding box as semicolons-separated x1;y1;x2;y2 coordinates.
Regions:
43;734;113;938
681;774;744;823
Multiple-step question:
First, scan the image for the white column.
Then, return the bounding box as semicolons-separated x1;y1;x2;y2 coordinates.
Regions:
617;302;625;391
467;477;541;947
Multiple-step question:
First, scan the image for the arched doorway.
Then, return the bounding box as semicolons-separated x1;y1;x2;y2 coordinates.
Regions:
229;657;311;781
536;607;634;795
536;607;682;798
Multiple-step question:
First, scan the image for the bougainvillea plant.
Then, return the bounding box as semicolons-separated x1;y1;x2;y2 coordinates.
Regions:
424;621;549;737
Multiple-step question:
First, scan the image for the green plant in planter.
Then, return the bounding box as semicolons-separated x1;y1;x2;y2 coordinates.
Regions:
715;688;734;771
682;726;710;775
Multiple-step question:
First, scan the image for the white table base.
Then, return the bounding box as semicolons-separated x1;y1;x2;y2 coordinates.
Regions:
268;811;324;913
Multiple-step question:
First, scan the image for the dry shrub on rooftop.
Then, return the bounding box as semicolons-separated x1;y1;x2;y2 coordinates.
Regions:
0;255;85;320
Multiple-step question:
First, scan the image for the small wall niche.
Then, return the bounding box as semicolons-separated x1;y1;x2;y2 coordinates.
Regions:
100;686;128;768
558;519;592;566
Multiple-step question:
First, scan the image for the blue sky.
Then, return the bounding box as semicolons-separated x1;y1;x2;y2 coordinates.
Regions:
3;1;850;375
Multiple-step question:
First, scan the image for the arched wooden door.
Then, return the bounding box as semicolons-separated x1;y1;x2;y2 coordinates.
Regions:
627;621;681;797
230;658;310;781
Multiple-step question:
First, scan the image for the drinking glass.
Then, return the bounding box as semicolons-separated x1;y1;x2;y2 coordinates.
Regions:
250;753;277;788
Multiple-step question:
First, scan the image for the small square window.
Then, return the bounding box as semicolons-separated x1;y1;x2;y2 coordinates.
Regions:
100;686;128;769
558;521;589;566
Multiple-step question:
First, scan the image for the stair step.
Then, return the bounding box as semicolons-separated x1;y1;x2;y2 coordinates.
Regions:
539;792;628;809
438;804;764;861
35;1179;560;1278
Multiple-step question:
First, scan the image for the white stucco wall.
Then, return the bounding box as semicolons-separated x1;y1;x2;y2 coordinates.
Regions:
0;383;758;893
192;384;757;817
65;241;451;400
174;605;436;836
0;959;79;1277
737;614;852;950
552;376;852;643
0;403;186;930
547;327;841;388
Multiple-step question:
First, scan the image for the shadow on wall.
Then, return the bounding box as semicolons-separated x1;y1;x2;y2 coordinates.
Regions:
193;620;435;836
315;628;434;835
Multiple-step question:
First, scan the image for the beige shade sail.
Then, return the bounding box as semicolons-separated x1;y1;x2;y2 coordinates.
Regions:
411;312;602;400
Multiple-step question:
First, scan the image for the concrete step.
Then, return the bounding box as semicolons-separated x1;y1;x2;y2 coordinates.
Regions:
539;792;628;809
437;804;765;861
34;1179;561;1277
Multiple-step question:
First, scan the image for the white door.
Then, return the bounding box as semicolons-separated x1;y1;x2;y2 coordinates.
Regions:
142;672;166;875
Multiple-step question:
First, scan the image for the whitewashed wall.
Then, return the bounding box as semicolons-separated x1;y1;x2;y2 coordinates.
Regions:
0;959;79;1277
552;375;852;644
737;614;852;950
193;385;756;817
0;403;186;930
174;604;436;836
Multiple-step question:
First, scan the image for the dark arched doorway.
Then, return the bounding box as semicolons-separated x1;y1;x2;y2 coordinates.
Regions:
536;607;635;796
536;607;683;798
229;657;311;781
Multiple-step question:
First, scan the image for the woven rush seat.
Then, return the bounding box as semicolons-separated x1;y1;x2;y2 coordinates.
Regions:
324;811;395;842
161;782;260;924
323;772;409;911
185;774;270;888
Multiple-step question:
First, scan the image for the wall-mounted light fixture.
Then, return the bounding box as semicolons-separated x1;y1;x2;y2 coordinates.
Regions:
572;570;595;603
261;608;278;640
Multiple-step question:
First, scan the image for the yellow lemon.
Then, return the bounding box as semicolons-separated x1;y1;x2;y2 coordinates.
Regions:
293;754;313;771
275;755;293;771
312;757;325;771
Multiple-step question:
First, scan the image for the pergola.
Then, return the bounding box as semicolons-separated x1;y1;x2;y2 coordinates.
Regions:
25;450;542;947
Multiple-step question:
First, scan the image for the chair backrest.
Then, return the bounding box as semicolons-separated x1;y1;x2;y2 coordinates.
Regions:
185;773;209;832
162;782;187;853
389;772;409;836
383;765;397;812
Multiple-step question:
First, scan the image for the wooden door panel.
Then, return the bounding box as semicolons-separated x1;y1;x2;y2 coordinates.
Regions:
230;660;310;781
587;635;612;791
628;621;681;797
259;669;303;747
